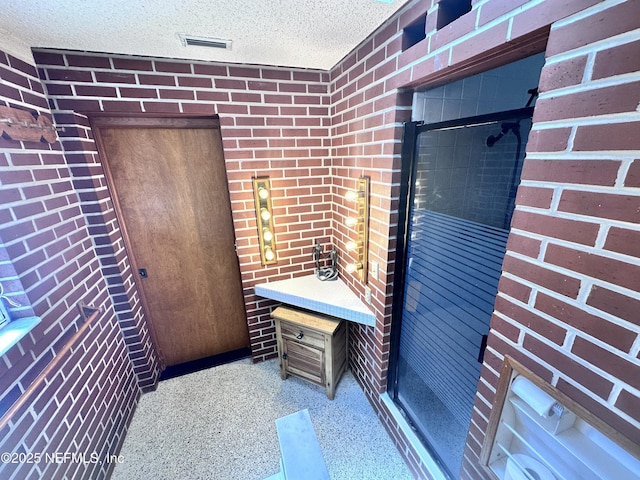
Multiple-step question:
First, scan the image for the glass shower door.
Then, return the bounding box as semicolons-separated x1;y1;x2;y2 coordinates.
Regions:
392;111;532;477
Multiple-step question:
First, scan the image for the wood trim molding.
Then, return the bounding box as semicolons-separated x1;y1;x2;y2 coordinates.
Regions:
89;114;220;129
404;27;550;91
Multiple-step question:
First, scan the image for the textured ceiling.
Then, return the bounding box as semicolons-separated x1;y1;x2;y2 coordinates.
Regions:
0;0;411;70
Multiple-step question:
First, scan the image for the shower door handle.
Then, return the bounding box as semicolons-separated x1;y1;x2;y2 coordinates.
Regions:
477;334;488;363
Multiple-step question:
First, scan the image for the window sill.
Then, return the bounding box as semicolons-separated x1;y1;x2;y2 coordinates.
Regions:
0;317;40;357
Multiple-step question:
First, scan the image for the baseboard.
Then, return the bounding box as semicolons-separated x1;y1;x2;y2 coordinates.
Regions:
159;347;252;381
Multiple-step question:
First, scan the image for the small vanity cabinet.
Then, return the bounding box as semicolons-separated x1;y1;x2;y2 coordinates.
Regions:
272;306;347;400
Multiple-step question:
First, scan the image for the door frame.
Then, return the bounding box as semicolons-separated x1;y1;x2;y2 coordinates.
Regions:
90;114;244;369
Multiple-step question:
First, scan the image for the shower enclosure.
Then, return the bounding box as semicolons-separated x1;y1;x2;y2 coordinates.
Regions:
389;106;534;478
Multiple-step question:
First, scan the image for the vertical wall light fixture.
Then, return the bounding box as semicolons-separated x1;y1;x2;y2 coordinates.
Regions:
253;177;277;265
344;176;369;283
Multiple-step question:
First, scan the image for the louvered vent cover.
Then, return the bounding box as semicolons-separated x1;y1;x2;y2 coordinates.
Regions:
179;34;231;49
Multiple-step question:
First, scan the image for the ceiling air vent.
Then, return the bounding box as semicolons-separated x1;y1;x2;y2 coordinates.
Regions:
179;34;232;50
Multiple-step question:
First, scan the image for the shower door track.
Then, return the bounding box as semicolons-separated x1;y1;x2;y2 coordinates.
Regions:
387;105;535;479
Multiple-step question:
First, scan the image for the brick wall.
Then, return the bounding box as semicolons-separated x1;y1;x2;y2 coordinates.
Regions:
329;5;412;402
0;50;141;478
33;51;332;363
330;0;640;478
2;0;637;478
52;107;160;390
463;1;640;477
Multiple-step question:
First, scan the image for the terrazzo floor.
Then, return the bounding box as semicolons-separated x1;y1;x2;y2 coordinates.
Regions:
110;358;414;480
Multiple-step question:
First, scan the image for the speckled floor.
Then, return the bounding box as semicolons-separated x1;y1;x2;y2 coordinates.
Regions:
110;359;414;480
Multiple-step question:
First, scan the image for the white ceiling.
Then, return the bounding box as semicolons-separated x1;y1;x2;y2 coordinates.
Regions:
0;0;411;70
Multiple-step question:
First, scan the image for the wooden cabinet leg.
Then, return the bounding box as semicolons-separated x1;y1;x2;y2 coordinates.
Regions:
327;383;335;400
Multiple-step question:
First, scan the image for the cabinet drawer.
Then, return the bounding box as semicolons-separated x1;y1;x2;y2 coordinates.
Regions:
280;321;325;349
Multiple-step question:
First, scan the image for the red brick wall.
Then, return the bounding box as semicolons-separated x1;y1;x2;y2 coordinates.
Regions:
52;108;160;390
464;2;640;478
329;7;412;401
330;0;640;478
0;50;142;478
2;0;636;478
33;51;332;363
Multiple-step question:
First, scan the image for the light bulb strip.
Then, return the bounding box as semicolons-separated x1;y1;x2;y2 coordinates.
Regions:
345;216;359;227
346;262;362;273
344;176;369;283
253;177;277;265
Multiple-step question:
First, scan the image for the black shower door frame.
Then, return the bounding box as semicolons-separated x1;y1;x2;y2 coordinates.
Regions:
387;106;534;477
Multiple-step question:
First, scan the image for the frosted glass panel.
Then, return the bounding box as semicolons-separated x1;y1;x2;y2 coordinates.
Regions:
395;115;531;477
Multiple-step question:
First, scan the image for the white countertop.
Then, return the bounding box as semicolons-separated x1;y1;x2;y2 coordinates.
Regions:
254;274;376;326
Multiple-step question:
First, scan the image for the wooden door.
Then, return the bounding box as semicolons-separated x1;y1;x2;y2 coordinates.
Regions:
92;116;249;366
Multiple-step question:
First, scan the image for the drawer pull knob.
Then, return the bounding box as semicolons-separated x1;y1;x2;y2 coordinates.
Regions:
296;331;304;339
